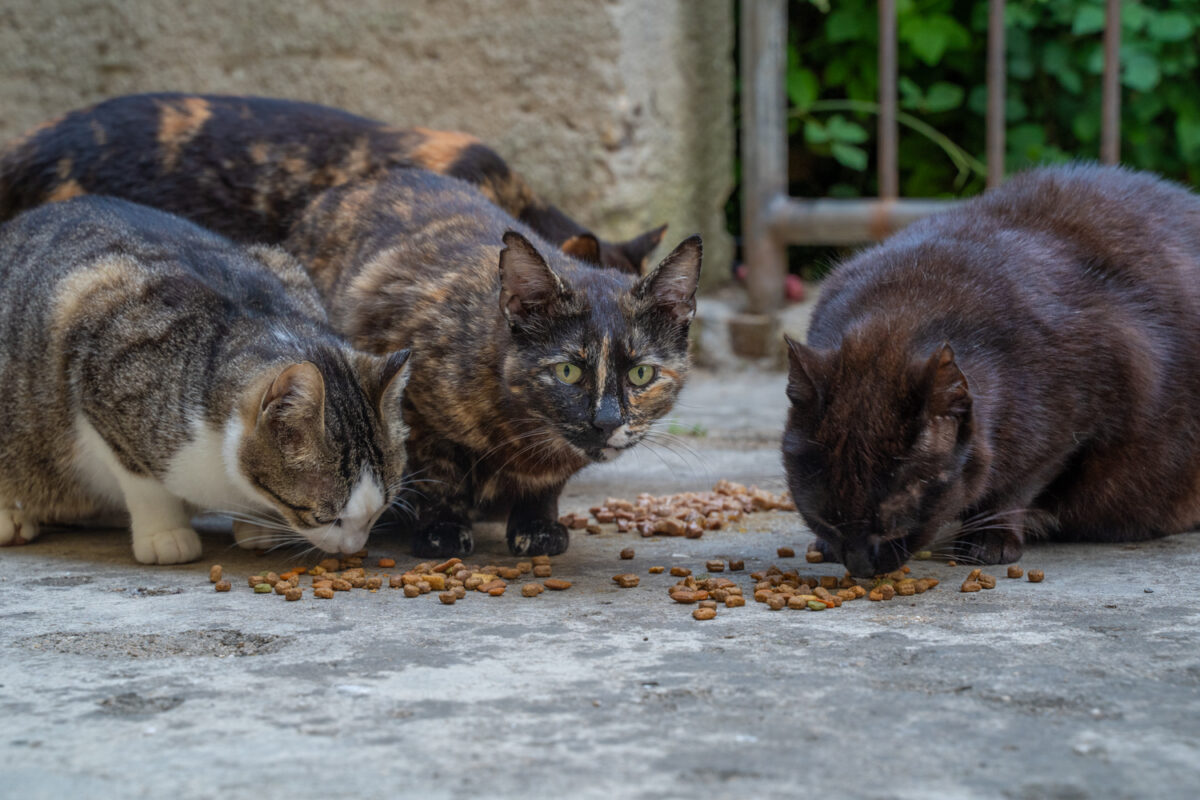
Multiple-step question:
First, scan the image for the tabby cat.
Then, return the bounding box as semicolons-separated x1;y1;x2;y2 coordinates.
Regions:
285;169;702;557
0;196;410;564
783;164;1200;577
0;92;667;273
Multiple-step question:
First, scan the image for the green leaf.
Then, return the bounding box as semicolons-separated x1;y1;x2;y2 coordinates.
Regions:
1072;5;1106;36
787;67;819;112
825;114;870;144
1121;3;1149;33
831;142;869;171
804;119;831;145
898;14;970;66
827;9;870;44
898;76;924;110
1177;115;1200;160
1148;11;1194;42
1123;53;1161;92
924;82;964;113
1071;111;1100;143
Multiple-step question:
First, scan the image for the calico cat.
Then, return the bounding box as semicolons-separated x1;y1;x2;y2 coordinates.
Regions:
0;196;410;564
285;169;702;557
0;92;667;274
783;164;1200;576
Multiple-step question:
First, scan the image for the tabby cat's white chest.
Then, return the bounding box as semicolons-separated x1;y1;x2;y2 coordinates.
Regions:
161;416;270;514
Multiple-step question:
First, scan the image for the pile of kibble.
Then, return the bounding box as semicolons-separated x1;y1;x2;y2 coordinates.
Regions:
560;479;795;539
208;552;571;603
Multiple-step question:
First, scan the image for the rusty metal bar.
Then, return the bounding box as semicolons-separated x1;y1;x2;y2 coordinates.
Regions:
767;197;955;246
1100;0;1121;163
986;0;1006;187
740;0;788;317
877;0;899;199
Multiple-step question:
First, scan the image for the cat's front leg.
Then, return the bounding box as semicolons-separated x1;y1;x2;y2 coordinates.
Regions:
506;484;569;557
402;437;475;558
409;504;474;558
0;507;40;546
114;471;203;564
948;507;1029;565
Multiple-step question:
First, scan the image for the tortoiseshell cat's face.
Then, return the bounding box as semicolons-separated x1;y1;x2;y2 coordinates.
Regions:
498;232;702;462
238;350;410;554
782;335;975;576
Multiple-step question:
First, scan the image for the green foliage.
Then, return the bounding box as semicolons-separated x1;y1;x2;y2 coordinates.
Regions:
784;0;1200;200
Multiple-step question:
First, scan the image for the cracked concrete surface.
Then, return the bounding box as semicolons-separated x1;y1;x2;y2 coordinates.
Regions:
2;369;1199;798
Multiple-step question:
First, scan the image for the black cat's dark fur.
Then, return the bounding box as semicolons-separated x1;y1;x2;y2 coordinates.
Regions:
783;164;1200;576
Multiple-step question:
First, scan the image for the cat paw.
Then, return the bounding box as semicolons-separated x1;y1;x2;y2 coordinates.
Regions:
507;519;569;557
132;527;203;565
410;521;474;558
0;510;40;546
951;530;1024;565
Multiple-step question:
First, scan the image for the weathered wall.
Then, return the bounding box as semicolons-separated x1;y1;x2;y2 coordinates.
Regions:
0;0;734;287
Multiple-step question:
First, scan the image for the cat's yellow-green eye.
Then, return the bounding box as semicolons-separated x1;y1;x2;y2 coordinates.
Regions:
554;362;584;384
628;364;656;386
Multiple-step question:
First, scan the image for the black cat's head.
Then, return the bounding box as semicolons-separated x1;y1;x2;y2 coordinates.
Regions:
781;332;977;576
498;230;702;462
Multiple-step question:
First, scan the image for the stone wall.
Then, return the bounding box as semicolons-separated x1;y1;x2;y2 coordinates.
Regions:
0;0;734;287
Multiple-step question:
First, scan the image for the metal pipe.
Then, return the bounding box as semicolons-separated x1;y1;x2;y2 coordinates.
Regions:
740;0;788;316
766;197;958;246
986;0;1006;187
877;0;899;199
1100;0;1121;164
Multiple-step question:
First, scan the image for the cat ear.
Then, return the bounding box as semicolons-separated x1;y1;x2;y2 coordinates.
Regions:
377;349;411;407
633;234;703;324
561;233;602;264
784;335;824;410
499;230;568;323
258;362;326;452
924;343;971;418
616;224;669;275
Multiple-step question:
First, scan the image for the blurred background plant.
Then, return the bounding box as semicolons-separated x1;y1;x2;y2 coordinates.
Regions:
727;0;1200;279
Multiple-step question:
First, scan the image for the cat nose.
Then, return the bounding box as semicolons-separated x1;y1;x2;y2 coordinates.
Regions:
591;396;623;438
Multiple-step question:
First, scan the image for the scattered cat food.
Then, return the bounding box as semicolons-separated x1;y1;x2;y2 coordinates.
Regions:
805;549;823;564
573;481;793;540
777;547;795;558
1007;565;1024;579
403;585;420;598
522;583;544;597
285;587;302;601
693;607;717;620
314;587;334;599
946;560;957;567
439;592;457;605
977;573;997;590
669;567;692;577
214;580;231;592
533;564;553;578
544;579;572;590
613;574;640;588
620;548;635;560
378;557;396;568
209;565;223;583
1028;569;1045;583
961;581;982;593
914;550;933;559
253;583;272;594
706;559;725;572
648;566;665;574
728;559;745;571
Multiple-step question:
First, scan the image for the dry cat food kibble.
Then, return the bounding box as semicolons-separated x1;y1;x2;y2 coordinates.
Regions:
439;592;457;605
777;547;795;558
378;557;396;568
706;559;725;572
669;566;692;577
521;583;544;597
544;579;572;590
1007;565;1024;579
728;559;745;571
284;587;302;602
960;580;982;593
612;574;640;588
314;587;334;600
620;548;635;560
693;607;717;620
805;549;823;564
1028;569;1045;583
214;580;231;592
648;566;665;574
253;583;272;594
574;481;794;540
209;565;222;583
532;564;553;578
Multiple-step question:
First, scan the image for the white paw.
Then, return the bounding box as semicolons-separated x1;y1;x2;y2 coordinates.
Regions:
132;526;203;564
0;509;40;546
232;520;292;550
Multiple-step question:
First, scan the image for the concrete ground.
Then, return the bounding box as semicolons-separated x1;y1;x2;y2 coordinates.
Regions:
2;368;1198;799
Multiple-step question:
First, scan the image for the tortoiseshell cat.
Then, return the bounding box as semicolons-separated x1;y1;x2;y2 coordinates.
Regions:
0;92;667;273
0;196;410;563
784;164;1200;576
283;170;701;557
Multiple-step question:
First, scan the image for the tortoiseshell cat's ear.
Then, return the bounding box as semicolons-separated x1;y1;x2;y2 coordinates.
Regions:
561;233;602;264
257;362;327;457
633;234;702;324
616;224;669;274
499;230;569;323
923;343;971;419
784;334;825;412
